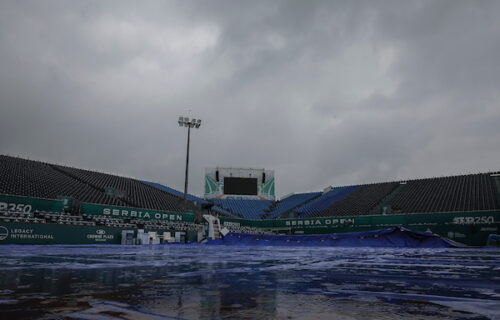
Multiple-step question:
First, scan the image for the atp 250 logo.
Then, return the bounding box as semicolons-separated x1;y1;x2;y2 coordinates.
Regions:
452;216;495;225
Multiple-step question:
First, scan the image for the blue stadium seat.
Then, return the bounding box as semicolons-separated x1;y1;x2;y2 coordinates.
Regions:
266;192;322;219
212;199;272;220
296;186;359;217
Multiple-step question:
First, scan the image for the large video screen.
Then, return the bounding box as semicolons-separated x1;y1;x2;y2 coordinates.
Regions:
224;177;258;195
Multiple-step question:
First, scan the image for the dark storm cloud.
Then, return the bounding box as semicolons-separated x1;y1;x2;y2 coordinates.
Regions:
1;0;499;197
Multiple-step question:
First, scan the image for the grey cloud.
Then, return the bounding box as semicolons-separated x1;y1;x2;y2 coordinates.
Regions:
1;0;499;198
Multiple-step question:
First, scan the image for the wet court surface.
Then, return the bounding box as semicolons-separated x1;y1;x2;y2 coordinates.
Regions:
0;245;499;319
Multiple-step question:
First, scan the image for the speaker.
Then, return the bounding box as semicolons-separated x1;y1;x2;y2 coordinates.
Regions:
262;172;266;183
216;170;219;182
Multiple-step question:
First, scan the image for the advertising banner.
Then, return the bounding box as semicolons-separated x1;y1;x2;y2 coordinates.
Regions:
80;203;195;222
220;211;500;246
0;194;64;213
0;222;122;244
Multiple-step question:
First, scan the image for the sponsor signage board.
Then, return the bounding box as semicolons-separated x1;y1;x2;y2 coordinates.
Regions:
0;222;199;245
0;194;64;213
220;210;500;246
80;203;195;222
0;222;120;244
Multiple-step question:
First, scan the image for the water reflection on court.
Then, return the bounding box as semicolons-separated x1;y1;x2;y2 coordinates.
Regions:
0;245;499;319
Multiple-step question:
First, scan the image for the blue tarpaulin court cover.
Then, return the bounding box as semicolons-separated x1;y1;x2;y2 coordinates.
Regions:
206;227;466;248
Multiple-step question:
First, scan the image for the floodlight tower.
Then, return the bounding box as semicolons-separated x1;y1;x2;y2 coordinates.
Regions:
178;116;202;208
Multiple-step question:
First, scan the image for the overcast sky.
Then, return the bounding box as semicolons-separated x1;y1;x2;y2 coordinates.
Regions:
1;1;499;198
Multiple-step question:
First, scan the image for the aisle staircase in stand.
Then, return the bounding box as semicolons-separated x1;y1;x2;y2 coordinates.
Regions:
213;220;221;239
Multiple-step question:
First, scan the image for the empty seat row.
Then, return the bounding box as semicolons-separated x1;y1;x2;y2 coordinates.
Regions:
387;173;498;213
212;199;273;220
0;155;197;213
264;192;322;219
295;187;360;217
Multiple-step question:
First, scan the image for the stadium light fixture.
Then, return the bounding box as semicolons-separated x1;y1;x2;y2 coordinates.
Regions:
178;116;202;208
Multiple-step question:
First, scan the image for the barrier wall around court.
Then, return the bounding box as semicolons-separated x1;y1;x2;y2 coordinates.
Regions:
220;211;500;246
0;222;123;244
0;222;198;245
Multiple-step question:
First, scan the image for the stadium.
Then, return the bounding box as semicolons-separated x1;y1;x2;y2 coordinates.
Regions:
1;153;499;247
1;153;500;318
2;1;500;319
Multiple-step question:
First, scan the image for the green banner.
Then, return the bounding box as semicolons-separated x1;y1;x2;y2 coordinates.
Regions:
0;222;122;244
220;211;500;246
0;194;64;213
80;203;195;222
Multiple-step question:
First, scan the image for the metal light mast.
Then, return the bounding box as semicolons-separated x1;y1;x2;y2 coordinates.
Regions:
178;116;201;208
